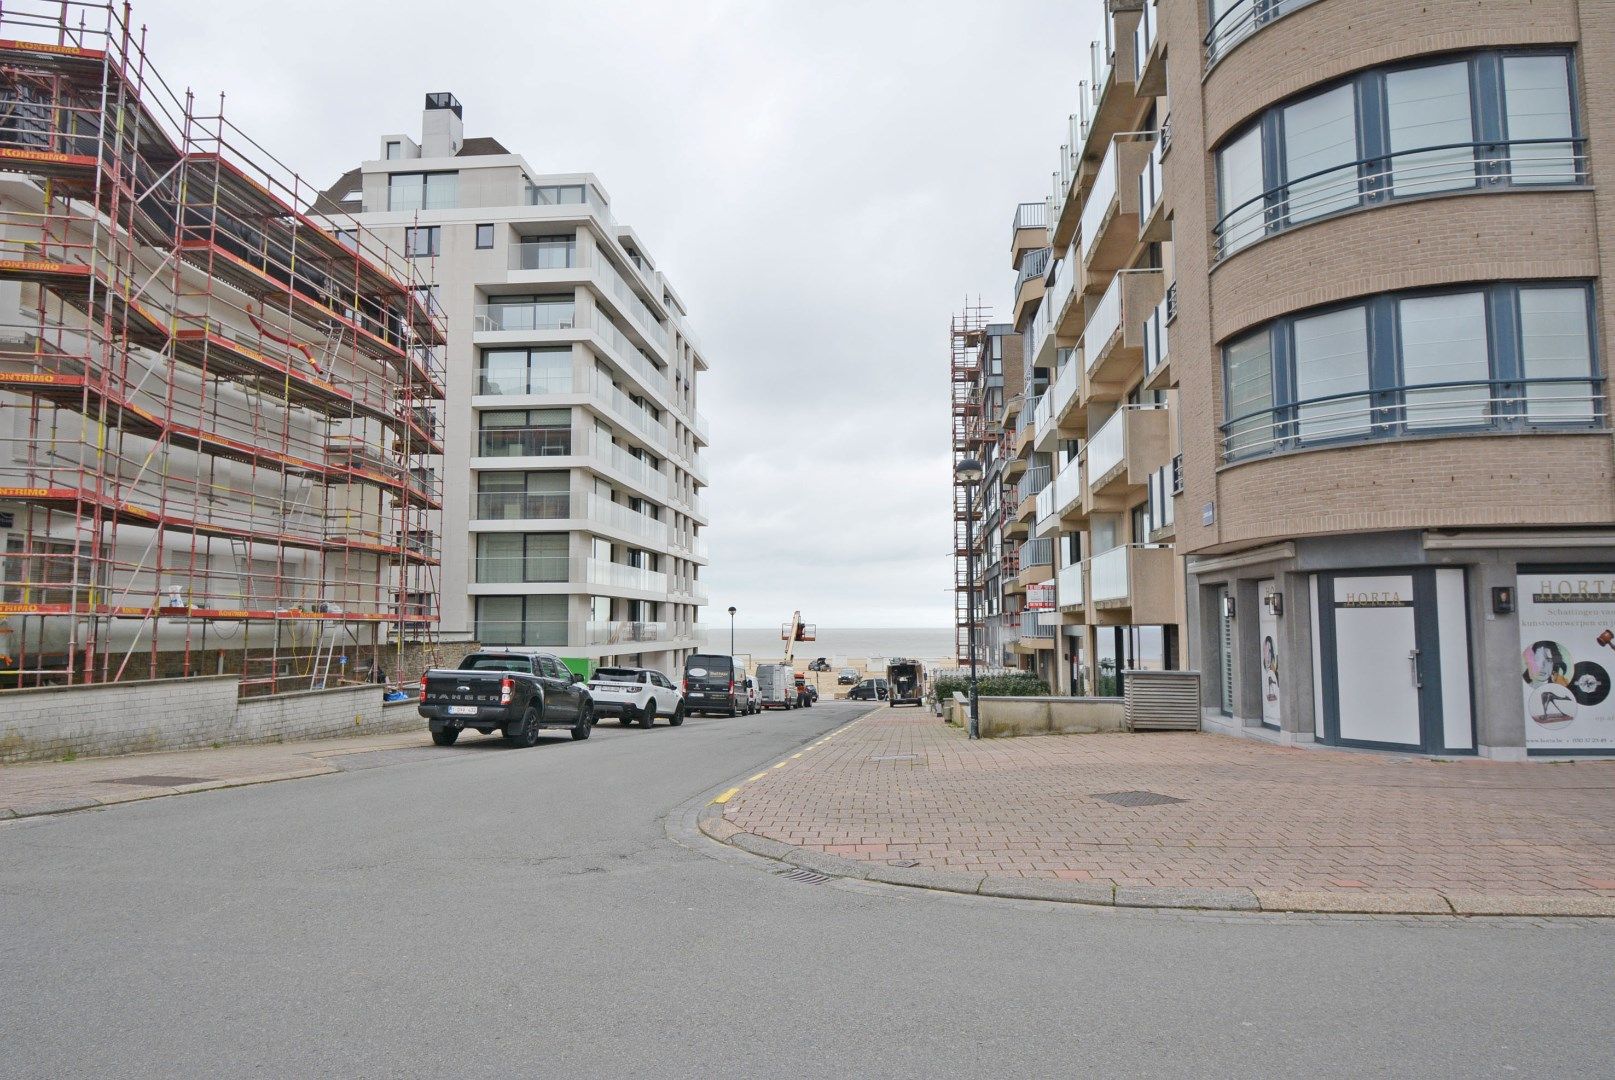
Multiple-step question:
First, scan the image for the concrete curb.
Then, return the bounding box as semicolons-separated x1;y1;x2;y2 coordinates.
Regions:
0;765;337;822
693;814;1615;918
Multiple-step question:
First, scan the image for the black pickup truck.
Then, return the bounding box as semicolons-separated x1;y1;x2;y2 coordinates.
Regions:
418;650;594;747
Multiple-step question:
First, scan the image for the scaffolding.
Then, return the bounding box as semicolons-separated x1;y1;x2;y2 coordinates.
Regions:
0;1;445;693
950;299;989;664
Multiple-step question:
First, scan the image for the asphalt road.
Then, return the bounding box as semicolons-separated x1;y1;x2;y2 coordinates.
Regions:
2;700;1612;1079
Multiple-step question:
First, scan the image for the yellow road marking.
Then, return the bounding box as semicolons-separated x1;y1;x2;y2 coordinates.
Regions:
790;752;803;759
772;761;788;769
746;772;768;783
711;787;740;804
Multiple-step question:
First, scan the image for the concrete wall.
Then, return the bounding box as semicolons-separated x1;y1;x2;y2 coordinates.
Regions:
0;678;415;763
946;694;1126;738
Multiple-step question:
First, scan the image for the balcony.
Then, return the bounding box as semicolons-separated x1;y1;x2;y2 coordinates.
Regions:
476;426;572;459
1013;250;1050;332
1051;349;1086;443
474;490;571;522
1142;285;1171;388
1084;404;1170;508
1048;241;1083;337
1011;201;1049;267
1057;560;1085;612
474;553;570;585
1051;4;1147;249
1016;465;1050;517
1084;268;1163;399
1079;132;1156;289
584;558;668;596
1016;537;1054;588
1133;0;1166;96
1138;130;1169;243
1017;608;1055;643
586;620;670;647
1085;543;1177;624
509;240;579;271
474;302;575;333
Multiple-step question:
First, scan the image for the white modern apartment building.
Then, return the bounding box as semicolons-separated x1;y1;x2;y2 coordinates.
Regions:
316;93;710;674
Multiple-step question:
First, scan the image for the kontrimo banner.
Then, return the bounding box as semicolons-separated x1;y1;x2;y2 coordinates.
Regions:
1518;572;1615;751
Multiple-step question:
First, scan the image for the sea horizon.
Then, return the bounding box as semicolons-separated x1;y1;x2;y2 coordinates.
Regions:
699;626;956;664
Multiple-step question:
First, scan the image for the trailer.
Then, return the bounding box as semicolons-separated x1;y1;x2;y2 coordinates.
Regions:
757;663;798;710
886;659;925;707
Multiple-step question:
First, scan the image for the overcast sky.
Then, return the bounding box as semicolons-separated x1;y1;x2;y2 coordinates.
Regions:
132;0;1100;628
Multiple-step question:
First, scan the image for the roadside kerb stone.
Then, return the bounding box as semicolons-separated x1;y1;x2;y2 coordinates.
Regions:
1256;890;1453;915
978;875;1117;906
864;864;986;894
1115;886;1261;912
1445;893;1615;917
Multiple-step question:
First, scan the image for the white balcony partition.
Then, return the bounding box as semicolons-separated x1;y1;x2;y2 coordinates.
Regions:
1057;560;1084;609
1088;408;1126;480
1080;137;1121;269
1085;275;1123;371
1089;546;1129;602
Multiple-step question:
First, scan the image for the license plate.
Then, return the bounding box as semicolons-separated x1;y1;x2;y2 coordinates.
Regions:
447;705;478;716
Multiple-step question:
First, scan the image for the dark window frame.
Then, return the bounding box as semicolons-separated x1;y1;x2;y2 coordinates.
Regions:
1213;48;1584;259
475;223;495;249
1220;280;1603;462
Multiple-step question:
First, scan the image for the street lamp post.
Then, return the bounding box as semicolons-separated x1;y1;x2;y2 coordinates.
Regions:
727;606;737;656
954;457;984;740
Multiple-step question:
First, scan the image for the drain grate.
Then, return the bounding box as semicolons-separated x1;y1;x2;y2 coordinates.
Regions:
1092;790;1186;808
777;867;831;885
100;775;214;787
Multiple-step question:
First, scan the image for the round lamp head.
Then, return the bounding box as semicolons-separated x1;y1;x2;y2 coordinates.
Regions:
727;606;737;616
954;457;984;483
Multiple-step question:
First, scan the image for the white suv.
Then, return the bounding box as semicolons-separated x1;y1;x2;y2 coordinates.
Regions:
586;667;686;728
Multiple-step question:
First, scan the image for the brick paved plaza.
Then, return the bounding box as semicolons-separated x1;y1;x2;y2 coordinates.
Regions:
720;708;1615;901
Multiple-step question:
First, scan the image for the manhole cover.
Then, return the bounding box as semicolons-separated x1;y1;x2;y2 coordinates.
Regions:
1092;790;1186;807
100;775;214;787
777;867;831;885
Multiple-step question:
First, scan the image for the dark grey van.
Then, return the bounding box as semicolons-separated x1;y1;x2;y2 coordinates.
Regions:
683;653;746;716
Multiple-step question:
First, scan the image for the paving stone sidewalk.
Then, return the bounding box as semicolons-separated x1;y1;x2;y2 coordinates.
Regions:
0;730;432;819
714;707;1615;914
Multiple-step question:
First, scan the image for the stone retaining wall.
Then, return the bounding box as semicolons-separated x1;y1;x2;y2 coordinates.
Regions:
0;678;414;762
943;694;1126;737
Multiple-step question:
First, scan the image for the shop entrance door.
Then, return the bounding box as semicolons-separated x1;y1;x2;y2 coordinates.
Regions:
1319;570;1470;752
1328;575;1421;747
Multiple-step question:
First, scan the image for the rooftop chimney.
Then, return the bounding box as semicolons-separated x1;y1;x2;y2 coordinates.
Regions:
421;92;463;158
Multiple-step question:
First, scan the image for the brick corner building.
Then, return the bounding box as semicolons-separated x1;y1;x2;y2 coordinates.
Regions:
993;0;1615;757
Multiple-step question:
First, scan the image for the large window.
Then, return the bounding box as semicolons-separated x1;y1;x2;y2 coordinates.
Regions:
388;171;457;212
475;468;570;520
476;595;567;647
1214;51;1582;258
1221;282;1602;460
478;347;572;395
477;409;572;459
403;226;440;258
475;294;575;332
475;533;569;583
513;234;577;270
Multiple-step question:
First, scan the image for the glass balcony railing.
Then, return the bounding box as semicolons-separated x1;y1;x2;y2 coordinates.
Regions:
474;302;576;333
510;241;580;271
475;426;572;458
474;490;573;521
587;620;669;645
585;558;668;594
474;554;571;584
474;619;570;648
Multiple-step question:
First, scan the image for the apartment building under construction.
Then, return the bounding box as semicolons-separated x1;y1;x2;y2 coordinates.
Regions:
0;2;444;692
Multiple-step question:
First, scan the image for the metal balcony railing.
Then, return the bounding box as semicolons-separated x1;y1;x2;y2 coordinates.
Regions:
1013;201;1050;233
1019;537;1053;568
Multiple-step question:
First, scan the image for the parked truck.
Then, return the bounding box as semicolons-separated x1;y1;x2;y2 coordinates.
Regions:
886;659;925;707
419;650;595;747
756;663;797;710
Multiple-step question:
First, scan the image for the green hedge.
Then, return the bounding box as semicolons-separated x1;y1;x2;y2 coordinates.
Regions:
931;673;1050;703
